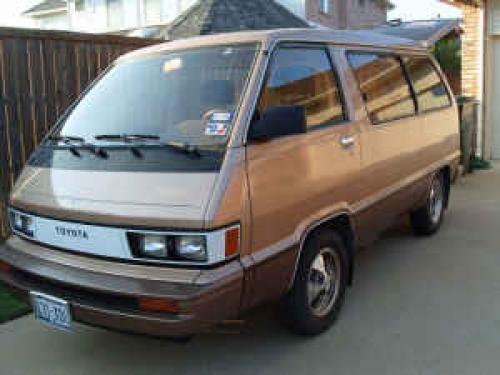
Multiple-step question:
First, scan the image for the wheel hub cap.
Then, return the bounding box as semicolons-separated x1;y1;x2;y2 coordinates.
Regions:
307;247;341;318
429;177;444;224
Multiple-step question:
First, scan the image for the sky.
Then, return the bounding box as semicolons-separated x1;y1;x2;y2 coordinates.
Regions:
389;0;462;21
0;0;463;28
0;0;38;27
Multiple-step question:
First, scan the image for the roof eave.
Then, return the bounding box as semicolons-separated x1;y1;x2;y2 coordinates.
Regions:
23;7;67;17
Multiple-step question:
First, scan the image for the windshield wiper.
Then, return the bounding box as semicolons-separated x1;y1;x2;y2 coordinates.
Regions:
92;135;202;158
93;134;163;159
49;134;86;143
94;134;160;142
48;134;108;159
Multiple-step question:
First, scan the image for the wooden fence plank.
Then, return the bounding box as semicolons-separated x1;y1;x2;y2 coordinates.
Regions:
42;39;57;129
28;40;46;144
16;38;36;161
3;39;24;182
0;40;10;238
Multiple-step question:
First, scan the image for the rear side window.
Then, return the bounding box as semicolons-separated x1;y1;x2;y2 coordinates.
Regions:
347;52;415;124
404;56;451;112
258;46;345;130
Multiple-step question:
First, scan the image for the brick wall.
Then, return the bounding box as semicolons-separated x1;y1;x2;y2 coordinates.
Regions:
306;0;386;29
306;0;341;28
346;0;387;29
456;2;483;98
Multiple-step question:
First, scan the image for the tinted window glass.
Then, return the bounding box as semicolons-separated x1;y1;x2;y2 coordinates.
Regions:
348;52;415;124
258;47;345;130
57;44;258;148
404;56;451;112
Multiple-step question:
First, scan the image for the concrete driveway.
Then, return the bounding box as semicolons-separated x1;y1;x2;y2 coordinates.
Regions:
1;166;500;375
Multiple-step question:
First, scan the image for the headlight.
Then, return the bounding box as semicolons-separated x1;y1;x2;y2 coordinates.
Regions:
128;226;239;265
133;234;207;262
140;235;168;258
174;236;207;261
9;211;35;237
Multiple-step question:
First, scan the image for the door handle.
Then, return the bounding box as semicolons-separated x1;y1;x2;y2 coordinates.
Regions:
340;135;355;148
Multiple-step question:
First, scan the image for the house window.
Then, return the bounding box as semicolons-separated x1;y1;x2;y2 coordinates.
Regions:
145;0;162;25
320;0;330;14
107;0;124;29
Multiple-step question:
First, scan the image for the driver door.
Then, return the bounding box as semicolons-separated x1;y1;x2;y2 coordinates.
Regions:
244;44;362;308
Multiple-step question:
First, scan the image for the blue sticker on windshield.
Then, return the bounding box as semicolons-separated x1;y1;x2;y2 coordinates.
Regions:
205;122;228;136
205;112;232;136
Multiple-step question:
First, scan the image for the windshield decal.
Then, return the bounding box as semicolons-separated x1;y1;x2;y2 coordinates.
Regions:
205;122;229;136
205;111;232;136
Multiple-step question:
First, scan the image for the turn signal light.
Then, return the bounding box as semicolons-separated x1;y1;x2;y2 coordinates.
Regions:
138;297;180;314
0;260;12;273
225;227;240;257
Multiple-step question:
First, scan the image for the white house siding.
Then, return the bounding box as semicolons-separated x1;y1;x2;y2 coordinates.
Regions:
50;0;198;33
70;0;111;32
37;12;70;30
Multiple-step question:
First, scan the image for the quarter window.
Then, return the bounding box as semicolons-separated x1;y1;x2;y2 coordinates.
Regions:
347;52;415;124
258;47;346;130
404;57;451;112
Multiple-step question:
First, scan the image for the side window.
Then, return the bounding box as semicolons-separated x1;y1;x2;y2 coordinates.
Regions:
404;56;451;112
258;46;346;130
347;52;415;124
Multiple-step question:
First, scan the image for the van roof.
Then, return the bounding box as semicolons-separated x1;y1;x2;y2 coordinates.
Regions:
120;28;424;61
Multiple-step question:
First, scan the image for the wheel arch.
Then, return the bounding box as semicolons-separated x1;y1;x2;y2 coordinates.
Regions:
288;212;357;291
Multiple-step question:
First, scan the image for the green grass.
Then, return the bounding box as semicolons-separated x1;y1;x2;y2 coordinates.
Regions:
0;283;31;323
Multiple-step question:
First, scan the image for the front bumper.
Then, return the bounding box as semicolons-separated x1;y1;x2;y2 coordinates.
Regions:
0;236;244;337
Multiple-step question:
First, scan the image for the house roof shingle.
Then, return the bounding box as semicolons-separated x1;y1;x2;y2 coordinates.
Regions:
24;0;67;15
167;0;310;40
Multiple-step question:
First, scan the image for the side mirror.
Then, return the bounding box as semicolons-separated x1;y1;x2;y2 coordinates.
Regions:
248;105;307;141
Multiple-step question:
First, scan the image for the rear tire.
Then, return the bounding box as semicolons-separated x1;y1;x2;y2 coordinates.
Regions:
410;172;446;236
281;230;348;336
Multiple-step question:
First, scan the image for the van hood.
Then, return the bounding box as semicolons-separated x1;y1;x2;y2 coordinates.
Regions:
10;166;218;229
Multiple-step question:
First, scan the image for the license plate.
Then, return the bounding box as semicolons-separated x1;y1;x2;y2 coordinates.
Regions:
30;292;72;331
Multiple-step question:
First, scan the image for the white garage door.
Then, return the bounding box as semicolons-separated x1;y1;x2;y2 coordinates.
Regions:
491;39;500;158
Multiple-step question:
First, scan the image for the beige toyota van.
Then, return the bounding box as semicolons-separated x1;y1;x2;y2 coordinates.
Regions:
0;29;459;337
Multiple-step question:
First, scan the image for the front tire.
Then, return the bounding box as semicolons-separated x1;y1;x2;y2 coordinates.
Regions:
281;230;348;336
411;172;446;236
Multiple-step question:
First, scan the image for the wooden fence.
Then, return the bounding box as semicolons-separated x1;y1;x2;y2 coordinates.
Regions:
0;27;157;241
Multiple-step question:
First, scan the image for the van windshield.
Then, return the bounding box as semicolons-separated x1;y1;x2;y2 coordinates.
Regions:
54;44;259;149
